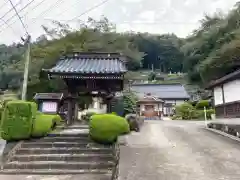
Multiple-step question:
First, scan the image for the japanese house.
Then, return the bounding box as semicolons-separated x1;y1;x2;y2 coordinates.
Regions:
131;83;190;117
42;52;127;124
206;69;240;118
137;93;164;119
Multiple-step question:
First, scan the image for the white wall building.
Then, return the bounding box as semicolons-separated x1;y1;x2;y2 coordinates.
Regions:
207;69;240;118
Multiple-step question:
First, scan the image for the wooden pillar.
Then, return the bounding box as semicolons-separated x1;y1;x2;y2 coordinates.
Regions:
74;102;79;121
67;96;73;125
106;99;111;113
65;79;78;125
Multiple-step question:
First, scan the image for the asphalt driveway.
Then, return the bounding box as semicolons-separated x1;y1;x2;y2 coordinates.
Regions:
119;120;240;180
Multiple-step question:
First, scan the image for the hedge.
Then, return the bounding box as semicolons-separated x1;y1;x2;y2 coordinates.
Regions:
175;102;195;120
89;114;130;144
0;100;36;140
32;112;62;137
196;100;210;110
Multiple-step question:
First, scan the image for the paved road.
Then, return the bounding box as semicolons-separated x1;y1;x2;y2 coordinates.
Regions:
119;120;240;180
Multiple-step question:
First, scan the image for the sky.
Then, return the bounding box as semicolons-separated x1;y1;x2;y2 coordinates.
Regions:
0;0;239;44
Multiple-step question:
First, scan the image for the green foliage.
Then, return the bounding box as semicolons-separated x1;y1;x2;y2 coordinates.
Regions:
89;114;130;144
0;17;186;95
32;112;62;137
123;91;138;115
182;3;240;85
175;101;215;120
175;102;196;120
196;100;210;109
148;72;156;81
194;109;215;120
172;115;182;120
0;100;36;141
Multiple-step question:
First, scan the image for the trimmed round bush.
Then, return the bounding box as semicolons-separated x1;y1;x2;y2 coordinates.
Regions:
89;114;130;144
0;100;36;141
32;112;62;137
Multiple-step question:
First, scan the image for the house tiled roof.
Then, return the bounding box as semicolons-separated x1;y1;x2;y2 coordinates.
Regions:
206;69;240;89
131;84;190;99
34;93;63;100
137;94;164;103
44;52;127;74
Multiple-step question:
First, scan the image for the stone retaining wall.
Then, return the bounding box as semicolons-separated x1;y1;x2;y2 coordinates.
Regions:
111;140;120;180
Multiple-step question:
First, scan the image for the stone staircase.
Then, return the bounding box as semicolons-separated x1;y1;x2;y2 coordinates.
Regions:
0;125;119;179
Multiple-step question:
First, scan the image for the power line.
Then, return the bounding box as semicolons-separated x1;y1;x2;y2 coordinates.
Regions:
0;17;19;36
7;0;29;35
28;17;200;26
21;0;48;19
28;0;65;26
0;0;21;20
0;0;36;34
0;1;8;11
0;0;48;34
69;0;112;21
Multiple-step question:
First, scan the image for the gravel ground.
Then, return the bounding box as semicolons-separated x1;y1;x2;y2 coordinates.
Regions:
119;120;240;180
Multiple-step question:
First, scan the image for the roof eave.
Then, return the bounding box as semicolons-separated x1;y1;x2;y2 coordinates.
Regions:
205;69;240;89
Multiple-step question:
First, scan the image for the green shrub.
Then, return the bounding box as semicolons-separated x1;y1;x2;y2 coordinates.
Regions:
175;102;195;120
0;100;36;141
196;100;210;109
193;109;215;120
89;114;130;144
172;115;182;120
32;112;62;137
148;72;156;81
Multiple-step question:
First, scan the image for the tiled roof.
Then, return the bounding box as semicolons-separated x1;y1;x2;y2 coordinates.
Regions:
138;95;164;103
44;52;127;74
34;93;63;100
206;69;240;89
131;84;190;99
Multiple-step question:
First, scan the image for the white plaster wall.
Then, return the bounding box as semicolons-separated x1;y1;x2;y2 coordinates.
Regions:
176;100;185;106
214;86;223;105
165;100;176;104
223;79;240;103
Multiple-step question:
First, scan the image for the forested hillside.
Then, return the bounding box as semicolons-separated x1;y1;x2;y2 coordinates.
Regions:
0;17;185;98
182;3;240;85
2;2;240;98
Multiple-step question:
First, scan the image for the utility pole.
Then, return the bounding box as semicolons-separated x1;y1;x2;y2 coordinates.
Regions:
21;35;31;100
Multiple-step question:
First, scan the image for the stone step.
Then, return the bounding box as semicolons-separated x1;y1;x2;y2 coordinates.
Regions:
4;161;114;170
31;136;91;142
47;132;89;137
57;125;89;130
0;169;112;176
21;142;112;149
16;147;113;155
11;153;114;162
